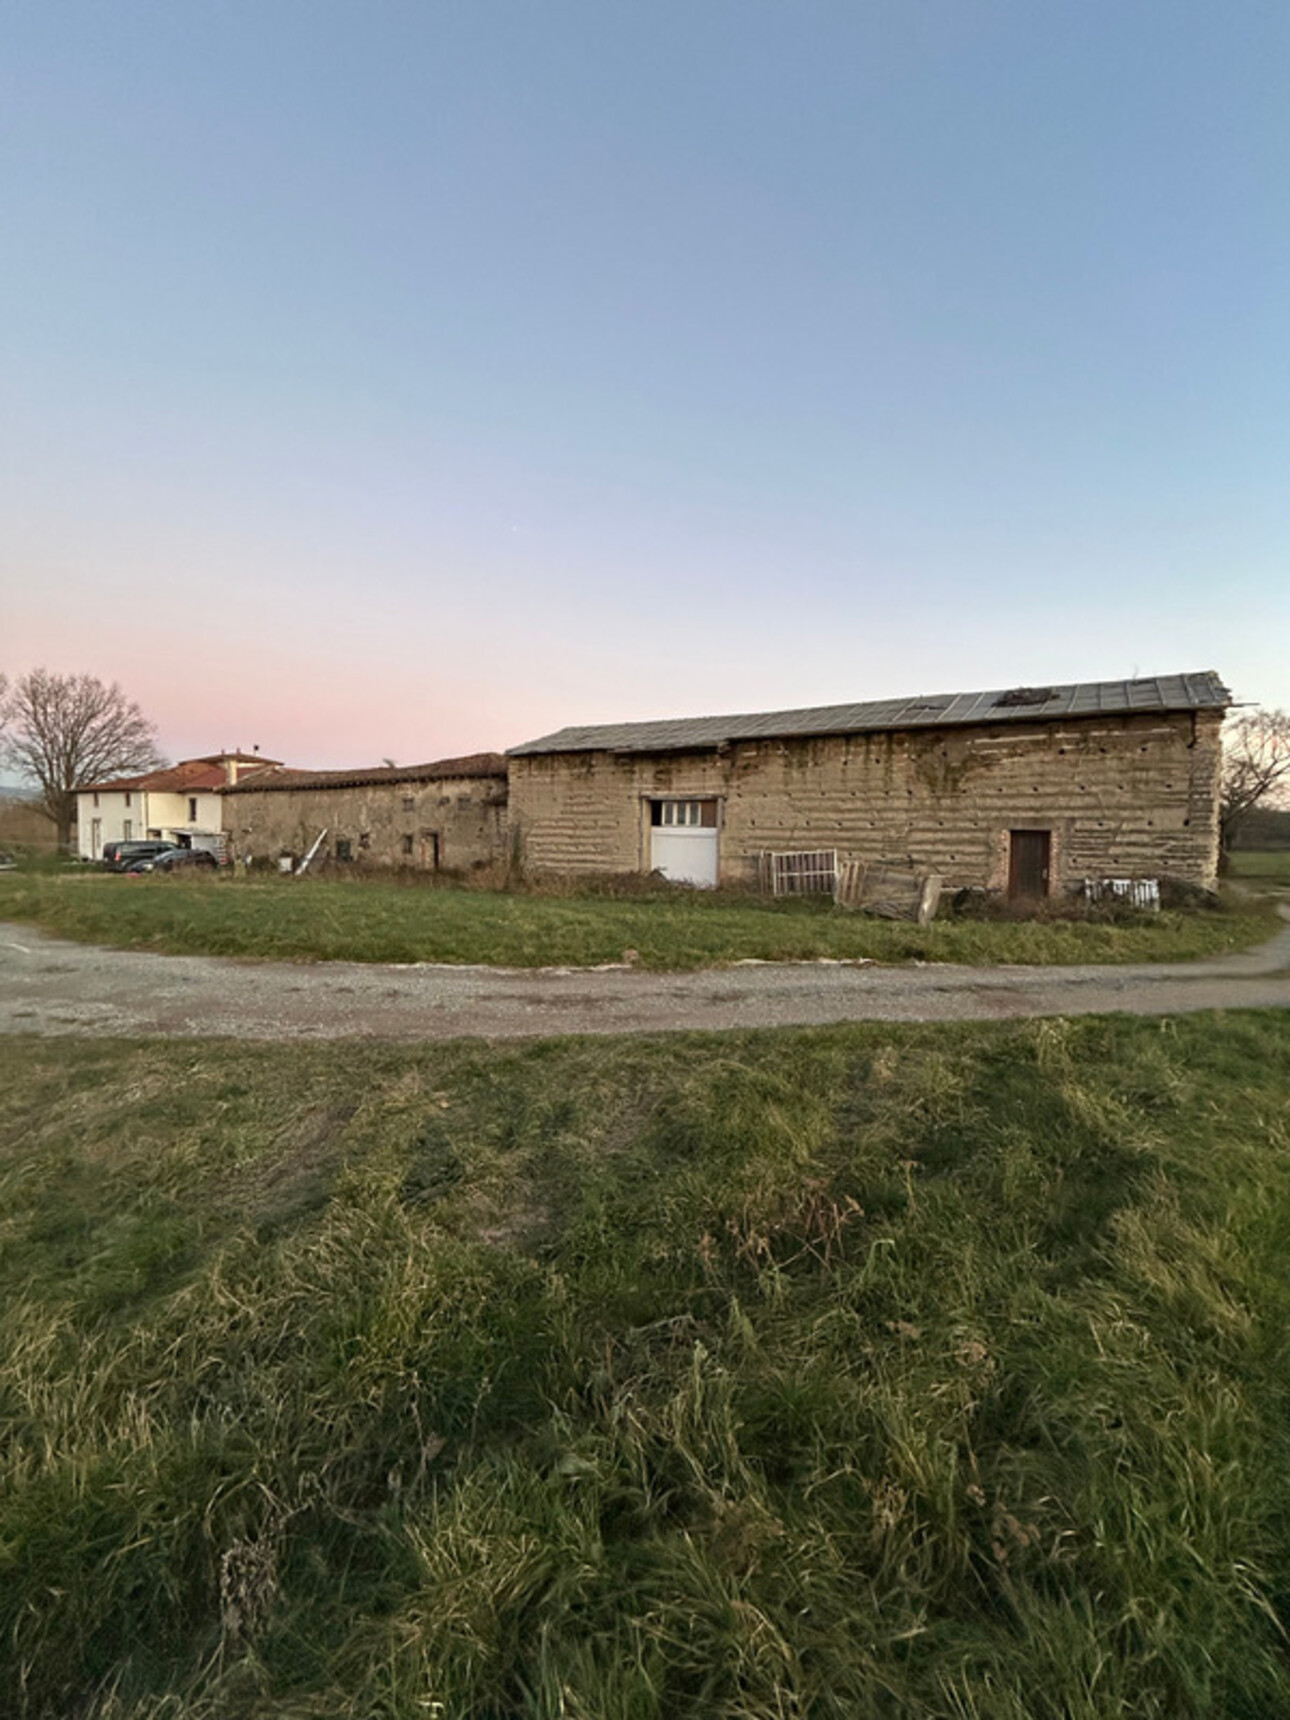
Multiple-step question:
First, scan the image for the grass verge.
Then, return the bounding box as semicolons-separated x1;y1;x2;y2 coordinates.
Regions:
1229;849;1290;889
2;1013;1289;1716
0;868;1278;968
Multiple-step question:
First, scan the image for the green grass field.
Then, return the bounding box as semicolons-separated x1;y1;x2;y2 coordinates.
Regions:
3;1013;1290;1717
0;867;1277;969
1229;849;1290;888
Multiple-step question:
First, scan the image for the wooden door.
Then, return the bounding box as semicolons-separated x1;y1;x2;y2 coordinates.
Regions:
1008;829;1051;902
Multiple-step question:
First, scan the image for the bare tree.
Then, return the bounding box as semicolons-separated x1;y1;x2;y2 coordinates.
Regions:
1220;706;1290;855
1;669;166;848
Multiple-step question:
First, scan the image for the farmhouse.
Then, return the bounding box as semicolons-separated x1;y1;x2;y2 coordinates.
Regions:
508;673;1229;898
219;754;508;872
77;752;277;860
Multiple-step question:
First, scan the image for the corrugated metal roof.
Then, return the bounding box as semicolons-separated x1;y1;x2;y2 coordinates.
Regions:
220;753;507;795
509;672;1230;758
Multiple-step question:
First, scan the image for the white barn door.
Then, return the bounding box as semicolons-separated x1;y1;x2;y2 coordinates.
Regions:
649;799;719;888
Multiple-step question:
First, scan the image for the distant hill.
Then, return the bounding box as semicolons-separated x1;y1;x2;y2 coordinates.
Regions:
0;794;59;852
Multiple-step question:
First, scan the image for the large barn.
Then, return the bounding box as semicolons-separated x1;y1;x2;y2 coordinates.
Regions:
507;673;1229;898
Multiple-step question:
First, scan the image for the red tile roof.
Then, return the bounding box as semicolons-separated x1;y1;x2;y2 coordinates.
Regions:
220;753;507;794
82;757;281;794
193;752;282;767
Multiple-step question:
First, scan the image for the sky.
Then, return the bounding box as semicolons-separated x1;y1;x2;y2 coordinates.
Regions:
1;1;1286;770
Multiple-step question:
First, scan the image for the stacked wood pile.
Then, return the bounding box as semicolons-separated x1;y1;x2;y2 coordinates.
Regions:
835;859;942;924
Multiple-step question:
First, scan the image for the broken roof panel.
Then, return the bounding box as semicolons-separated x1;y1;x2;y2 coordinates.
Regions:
508;672;1230;758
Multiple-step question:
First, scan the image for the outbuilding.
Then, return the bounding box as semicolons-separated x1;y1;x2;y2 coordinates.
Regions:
219;753;508;872
507;673;1229;899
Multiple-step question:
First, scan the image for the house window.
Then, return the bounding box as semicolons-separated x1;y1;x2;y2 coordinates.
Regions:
335;838;353;862
188;797;198;821
359;832;371;850
123;820;133;841
650;799;718;828
402;834;415;856
124;792;132;808
93;792;100;809
402;795;415;811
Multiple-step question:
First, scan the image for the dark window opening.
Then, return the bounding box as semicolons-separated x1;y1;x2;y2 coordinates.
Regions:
359;832;371;850
402;834;414;856
124;792;132;808
402;796;415;811
188;797;198;821
335;838;353;862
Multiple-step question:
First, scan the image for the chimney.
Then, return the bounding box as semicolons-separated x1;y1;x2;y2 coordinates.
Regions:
226;755;239;787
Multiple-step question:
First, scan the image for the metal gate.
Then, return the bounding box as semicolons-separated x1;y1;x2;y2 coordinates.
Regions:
759;850;838;897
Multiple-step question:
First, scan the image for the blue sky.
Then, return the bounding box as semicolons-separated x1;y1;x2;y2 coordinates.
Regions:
2;1;1286;767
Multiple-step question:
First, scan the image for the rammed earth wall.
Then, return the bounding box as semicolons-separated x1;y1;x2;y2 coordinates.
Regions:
507;710;1224;891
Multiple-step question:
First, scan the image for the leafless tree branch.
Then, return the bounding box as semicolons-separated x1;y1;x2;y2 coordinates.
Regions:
1221;707;1290;851
0;669;166;847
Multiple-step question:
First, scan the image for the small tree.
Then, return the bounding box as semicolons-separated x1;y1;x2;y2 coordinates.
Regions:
1;669;166;848
1220;706;1290;855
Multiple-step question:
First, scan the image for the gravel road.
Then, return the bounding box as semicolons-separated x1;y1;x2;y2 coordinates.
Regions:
3;915;1289;1041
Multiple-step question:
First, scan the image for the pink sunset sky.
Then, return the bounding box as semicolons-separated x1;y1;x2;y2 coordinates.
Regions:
3;3;1287;772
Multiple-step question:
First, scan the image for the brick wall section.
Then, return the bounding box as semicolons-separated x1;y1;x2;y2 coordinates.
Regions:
508;710;1224;891
221;775;507;871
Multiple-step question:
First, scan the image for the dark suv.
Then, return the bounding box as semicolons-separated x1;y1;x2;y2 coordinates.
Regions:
125;847;220;874
102;840;173;871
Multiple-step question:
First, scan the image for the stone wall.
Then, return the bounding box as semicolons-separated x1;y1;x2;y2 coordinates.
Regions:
221;774;507;872
508;710;1224;891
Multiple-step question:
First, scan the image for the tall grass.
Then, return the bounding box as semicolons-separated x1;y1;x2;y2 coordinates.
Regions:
2;1014;1289;1715
0;868;1277;968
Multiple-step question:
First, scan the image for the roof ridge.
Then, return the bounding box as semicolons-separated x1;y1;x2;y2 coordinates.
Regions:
509;672;1230;756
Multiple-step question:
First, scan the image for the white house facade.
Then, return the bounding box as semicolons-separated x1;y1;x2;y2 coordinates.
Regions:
77;752;278;860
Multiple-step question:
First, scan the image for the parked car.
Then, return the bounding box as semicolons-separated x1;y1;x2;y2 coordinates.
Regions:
102;840;174;871
125;846;220;874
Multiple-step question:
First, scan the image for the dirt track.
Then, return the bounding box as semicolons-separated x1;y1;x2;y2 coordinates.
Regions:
2;915;1289;1041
